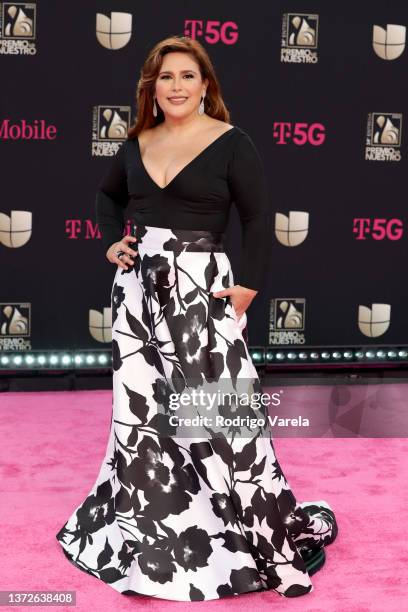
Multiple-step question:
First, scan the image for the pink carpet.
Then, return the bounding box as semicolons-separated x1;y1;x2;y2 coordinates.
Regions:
1;388;407;611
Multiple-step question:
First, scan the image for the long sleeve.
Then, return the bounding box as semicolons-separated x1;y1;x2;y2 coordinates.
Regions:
227;131;271;291
95;142;129;252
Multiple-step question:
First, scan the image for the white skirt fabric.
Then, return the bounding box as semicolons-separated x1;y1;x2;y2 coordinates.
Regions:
56;224;338;601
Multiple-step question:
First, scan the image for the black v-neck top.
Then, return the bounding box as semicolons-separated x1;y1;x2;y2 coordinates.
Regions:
95;125;271;291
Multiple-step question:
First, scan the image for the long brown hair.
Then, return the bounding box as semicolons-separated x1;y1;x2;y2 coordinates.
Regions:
127;35;230;140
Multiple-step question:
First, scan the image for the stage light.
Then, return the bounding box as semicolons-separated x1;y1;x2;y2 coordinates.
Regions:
249;347;265;365
0;346;407;373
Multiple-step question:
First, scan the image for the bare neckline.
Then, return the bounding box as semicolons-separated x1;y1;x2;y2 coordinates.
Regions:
135;125;236;191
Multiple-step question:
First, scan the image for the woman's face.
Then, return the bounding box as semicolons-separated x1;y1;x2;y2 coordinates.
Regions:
154;51;208;120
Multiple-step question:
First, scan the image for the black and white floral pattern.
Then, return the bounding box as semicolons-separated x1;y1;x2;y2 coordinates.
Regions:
56;224;338;601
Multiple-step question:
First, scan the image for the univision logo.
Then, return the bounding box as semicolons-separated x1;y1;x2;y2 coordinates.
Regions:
358;303;391;337
275;211;309;246
372;24;406;60
96;12;132;50
0;210;32;247
89;307;112;342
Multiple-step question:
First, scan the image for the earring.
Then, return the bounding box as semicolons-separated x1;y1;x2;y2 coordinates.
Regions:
153;97;157;117
198;92;206;115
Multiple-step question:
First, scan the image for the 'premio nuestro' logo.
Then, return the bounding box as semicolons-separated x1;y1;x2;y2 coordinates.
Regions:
281;13;319;63
92;105;131;156
0;303;31;351
0;2;37;54
365;112;402;162
269;298;306;345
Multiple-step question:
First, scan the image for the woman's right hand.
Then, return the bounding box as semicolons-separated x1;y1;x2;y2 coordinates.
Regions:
106;235;138;270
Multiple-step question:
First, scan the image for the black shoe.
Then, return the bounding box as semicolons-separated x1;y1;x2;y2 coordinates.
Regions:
300;547;326;576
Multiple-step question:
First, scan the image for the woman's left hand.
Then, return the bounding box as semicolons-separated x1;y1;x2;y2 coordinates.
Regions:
212;285;258;320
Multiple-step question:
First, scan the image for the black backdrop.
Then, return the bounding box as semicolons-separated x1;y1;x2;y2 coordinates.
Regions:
1;1;407;353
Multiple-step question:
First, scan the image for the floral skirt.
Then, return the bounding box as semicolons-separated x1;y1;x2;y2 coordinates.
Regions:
55;224;338;601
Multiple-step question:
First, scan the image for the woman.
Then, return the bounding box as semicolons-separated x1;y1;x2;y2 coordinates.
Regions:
56;35;338;601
